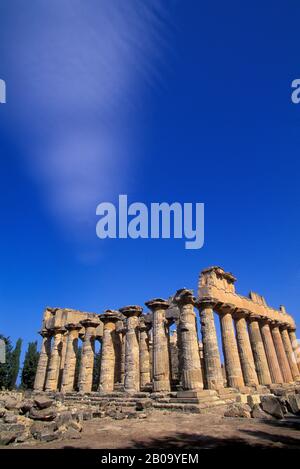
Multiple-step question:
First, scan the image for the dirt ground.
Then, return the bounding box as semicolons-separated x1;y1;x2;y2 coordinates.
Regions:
16;411;300;449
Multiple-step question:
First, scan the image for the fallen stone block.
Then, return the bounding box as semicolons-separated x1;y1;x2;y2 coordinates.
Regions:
136;399;153;411
19;400;34;414
62;428;81;440
251;404;274;420
247;395;261;407
29;407;57;421
287;394;300;415
223;403;251;419
34;396;54;410
4;413;18;424
0;430;18;445
260;395;283;419
4;398;18;411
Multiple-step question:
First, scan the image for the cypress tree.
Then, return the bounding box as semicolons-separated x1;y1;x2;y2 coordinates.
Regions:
0;334;13;389
9;338;22;389
21;341;39;389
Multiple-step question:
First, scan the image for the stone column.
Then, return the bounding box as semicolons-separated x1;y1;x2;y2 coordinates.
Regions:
280;324;300;381
218;304;244;388
248;316;272;385
288;328;300;373
34;329;52;391
234;310;259;386
58;332;67;390
78;318;99;393
45;327;65;391
195;299;223;390
260;319;283;384
174;289;203;391
139;317;151;389
145;298;171;392
61;323;82;393
120;326;126;385
99;311;120;393
120;305;143;393
270;321;293;383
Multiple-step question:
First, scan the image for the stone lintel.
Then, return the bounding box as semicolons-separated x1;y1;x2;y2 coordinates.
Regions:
201;266;237;283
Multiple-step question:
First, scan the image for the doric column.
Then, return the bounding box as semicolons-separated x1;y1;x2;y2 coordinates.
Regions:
45;327;65;391
174;289;203;391
119;305;143;393
58;332;67;390
139;316;151;389
78;318;99;393
288;328;300;373
34;329;52;391
145;298;171;392
280;324;300;381
61;323;82;393
234;310;258;386
260;318;283;384
218;304;244;388
270;321;293;383
248;316;272;385
195;299;223;390
98;310;120;393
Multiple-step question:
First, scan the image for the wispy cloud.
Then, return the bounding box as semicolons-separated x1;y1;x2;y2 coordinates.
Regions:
1;0;172;251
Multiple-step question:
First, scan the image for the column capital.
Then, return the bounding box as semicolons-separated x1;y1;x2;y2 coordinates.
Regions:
173;288;195;306
278;322;291;331
100;310;121;323
194;297;218;311
232;308;250;319
144;298;169;311
38;328;51;338
218;303;236;315
119;305;143;317
260;316;273;326
80;318;100;329
64;322;82;332
139;316;151;332
52;326;66;335
247;314;261;323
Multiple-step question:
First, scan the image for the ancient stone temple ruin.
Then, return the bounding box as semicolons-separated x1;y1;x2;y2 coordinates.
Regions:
34;267;300;403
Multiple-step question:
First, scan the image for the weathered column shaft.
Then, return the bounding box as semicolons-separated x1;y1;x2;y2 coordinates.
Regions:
289;329;300;373
34;330;52;391
235;315;258;386
120;331;126;384
248;318;272;385
197;302;223;390
271;324;293;383
260;321;283;384
281;327;300;381
175;290;203;391
139;324;151;388
145;299;170;392
45;328;65;391
120;306;142;393
99;312;120;393
219;310;244;388
61;325;81;392
78;320;98;393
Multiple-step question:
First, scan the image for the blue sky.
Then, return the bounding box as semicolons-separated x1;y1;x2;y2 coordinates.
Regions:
0;1;300;362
